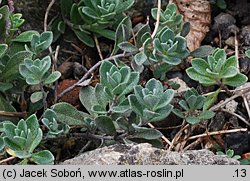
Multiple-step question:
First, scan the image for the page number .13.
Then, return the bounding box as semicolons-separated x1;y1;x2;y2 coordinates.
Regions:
234;169;247;178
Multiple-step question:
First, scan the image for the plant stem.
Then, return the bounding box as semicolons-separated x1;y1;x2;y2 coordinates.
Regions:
40;84;47;110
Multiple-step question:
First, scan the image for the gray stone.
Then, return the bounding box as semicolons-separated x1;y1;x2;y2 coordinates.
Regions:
61;143;239;165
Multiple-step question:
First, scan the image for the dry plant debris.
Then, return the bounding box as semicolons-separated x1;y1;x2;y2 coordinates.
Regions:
173;0;211;51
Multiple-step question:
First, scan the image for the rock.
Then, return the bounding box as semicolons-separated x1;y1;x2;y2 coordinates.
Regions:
225;100;238;113
57;79;81;106
168;77;189;94
212;13;237;39
240;25;250;47
61;143;239;165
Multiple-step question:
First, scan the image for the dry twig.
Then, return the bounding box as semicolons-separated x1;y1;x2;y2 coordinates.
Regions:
148;123;171;146
151;0;161;38
187;128;247;141
222;108;250;127
0;156;15;165
94;35;104;60
0;111;26;118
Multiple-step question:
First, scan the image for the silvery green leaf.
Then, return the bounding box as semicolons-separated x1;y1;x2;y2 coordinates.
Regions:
38;31;53;51
3;137;22;151
44;71;61;84
149;104;173;122
214;49;227;72
28;128;42;153
116;117;129;130
0;82;13;92
222;73;248;87
193;96;205;110
172;108;185;118
219;66;238;78
74;30;94;47
190;45;214;58
224;56;237;68
112;82;126;95
156;89;174;109
13;136;26;148
145;78;163;94
111;71;122;84
118;41;138;53
134;51;147;66
95;116;116;135
3;122;16;138
80;86;98;116
95;83;110;108
116;0;134;13
133;85;145;105
32;150;54;165
26;77;40;85
191;58;210;76
52;102;86;125
128;95;143;117
143;109;160;121
82;6;100;19
0;44;7;58
91;28;115;40
70;3;82;24
203;88;220;110
120;66;131;82
120;72;139;96
186;67;217;86
100;61;114;88
57;21;66;33
185;88;199;98
30;91;43;103
112;16;132;55
91;104;107;114
131;124;162;140
2;51;33;81
198;111;215;120
186;116;201;125
0;137;5;151
13;31;39;42
136;24;151;48
111;105;130;114
143;95;160;109
160;28;175;42
179;100;189;111
187;95;197;111
246;50;250;59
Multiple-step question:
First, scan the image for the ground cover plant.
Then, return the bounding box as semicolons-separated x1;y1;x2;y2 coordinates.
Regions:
0;0;249;165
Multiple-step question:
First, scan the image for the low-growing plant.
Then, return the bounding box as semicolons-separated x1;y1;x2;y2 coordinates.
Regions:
186;48;248;109
0;3;42;121
186;48;248;87
210;0;227;9
50;61;175;147
128;78;174;125
172;88;215;124
55;0;135;47
246;49;250;59
41;109;70;138
216;149;241;160
1;1;249;165
151;3;183;34
0;114;54;164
